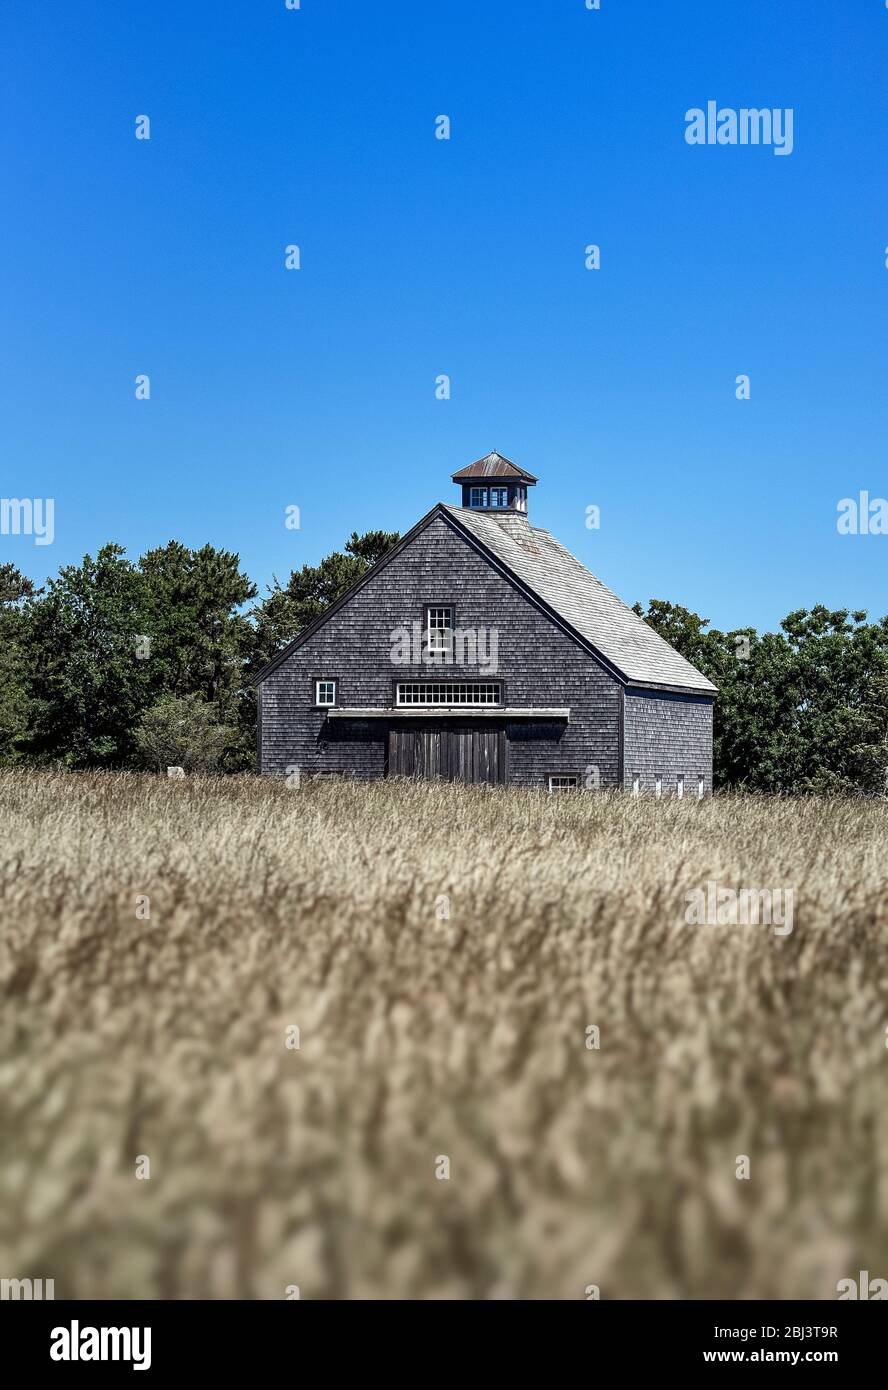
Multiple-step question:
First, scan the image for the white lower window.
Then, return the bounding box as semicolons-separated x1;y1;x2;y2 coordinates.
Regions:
676;775;684;799
548;775;579;794
396;682;501;706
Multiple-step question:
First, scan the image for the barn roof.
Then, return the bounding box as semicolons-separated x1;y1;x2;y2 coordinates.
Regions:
254;502;716;694
442;506;717;694
451;451;538;483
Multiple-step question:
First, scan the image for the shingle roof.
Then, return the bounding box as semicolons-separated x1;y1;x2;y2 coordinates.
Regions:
451;451;538;483
443;506;717;694
254;498;717;695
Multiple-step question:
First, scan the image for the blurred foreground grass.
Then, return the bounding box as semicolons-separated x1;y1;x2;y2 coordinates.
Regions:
1;770;887;1299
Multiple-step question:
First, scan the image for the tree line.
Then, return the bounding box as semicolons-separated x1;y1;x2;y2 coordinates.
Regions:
1;534;885;790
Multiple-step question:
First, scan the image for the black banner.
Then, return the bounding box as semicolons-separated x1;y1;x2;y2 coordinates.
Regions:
1;1299;881;1374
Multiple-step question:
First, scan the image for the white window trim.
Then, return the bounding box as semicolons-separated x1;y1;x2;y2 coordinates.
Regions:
395;682;501;707
315;679;338;707
548;774;579;794
469;486;488;508
426;605;453;653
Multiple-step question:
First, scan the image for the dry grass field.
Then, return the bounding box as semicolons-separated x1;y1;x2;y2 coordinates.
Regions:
1;769;887;1300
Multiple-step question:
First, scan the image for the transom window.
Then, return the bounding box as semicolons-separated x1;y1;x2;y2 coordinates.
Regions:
426;606;453;653
396;682;501;706
548;775;579;794
315;679;337;707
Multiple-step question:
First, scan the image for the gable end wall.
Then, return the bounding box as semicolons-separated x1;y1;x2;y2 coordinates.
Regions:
259;515;624;788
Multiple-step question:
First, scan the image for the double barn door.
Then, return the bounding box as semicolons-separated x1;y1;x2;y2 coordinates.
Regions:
387;722;507;784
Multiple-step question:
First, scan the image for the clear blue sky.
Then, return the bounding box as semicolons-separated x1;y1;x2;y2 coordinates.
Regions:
2;0;887;633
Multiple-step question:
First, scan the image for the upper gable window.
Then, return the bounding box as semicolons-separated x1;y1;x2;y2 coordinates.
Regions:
489;487;509;508
426;606;453;654
315;679;338;707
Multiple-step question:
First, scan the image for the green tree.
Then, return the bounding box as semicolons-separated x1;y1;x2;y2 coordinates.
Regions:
634;599;888;791
849;670;888;793
0;564;38;762
20;541;258;770
24;545;151;767
774;607;888;792
138;542;257;713
138;542;257;768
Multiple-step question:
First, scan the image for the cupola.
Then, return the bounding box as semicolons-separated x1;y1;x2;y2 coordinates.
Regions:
451;451;538;515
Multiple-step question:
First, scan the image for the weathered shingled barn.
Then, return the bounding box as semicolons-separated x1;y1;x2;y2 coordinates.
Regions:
256;452;716;792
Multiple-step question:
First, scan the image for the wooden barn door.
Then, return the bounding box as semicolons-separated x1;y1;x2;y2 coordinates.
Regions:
388;724;506;784
453;726;506;784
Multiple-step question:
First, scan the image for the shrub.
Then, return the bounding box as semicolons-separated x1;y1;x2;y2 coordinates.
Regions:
134;693;232;773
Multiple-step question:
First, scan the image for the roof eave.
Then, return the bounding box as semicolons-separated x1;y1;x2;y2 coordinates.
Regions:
624;679;718;698
450;469;539;483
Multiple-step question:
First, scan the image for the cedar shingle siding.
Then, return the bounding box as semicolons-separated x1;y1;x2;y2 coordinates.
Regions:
623;689;714;794
256;458;716;792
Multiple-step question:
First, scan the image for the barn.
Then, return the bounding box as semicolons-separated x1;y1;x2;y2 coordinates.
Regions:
255;452;716;793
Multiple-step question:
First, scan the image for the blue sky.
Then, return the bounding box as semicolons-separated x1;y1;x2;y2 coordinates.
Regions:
2;0;887;633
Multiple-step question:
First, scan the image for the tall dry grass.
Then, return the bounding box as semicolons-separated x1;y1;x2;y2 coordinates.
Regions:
0;769;887;1299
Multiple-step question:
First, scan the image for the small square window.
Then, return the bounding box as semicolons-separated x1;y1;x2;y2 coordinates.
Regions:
315;679;337;707
548;774;579;794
